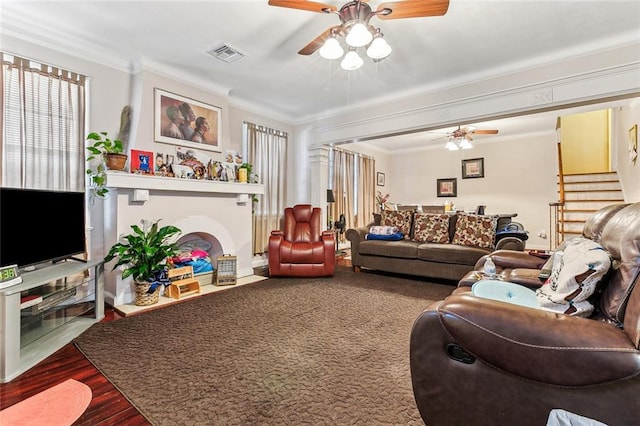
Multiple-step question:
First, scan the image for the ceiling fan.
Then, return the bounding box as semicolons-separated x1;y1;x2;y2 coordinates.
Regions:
431;126;499;150
449;126;499;141
268;0;450;69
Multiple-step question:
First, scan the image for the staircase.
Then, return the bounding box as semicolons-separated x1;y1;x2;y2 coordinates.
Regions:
557;172;624;242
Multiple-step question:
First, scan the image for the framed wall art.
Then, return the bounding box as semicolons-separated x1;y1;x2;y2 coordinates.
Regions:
377;172;385;186
629;124;638;165
462;157;485;179
154;88;222;152
437;178;457;197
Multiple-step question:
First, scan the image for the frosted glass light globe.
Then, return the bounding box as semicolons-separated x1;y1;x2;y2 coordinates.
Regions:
345;23;373;47
340;50;364;70
319;37;344;60
366;37;392;60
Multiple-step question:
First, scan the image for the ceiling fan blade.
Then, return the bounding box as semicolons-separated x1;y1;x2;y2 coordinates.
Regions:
471;129;499;135
268;0;337;13
298;26;340;55
376;0;450;20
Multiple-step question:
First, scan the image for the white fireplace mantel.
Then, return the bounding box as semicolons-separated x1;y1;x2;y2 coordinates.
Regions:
105;171;264;204
102;171;264;306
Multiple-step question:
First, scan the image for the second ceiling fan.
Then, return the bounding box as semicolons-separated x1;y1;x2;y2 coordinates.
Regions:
268;0;450;69
449;126;499;141
442;126;499;150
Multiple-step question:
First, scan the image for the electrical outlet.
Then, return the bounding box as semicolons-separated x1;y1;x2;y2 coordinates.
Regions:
538;230;548;239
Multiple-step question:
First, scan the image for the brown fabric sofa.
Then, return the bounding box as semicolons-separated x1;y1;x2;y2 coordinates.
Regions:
346;213;525;282
410;202;640;425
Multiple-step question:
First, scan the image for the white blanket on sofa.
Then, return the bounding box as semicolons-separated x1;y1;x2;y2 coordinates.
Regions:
536;237;611;317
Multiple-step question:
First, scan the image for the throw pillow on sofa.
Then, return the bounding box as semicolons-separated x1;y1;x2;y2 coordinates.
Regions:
536;237;611;317
412;213;450;243
381;210;414;240
451;213;497;249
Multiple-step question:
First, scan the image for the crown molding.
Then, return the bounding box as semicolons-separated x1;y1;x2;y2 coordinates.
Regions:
306;61;640;146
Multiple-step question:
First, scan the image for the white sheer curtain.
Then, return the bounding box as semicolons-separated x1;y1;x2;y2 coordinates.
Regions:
330;147;369;243
1;52;86;191
357;154;375;227
245;122;288;255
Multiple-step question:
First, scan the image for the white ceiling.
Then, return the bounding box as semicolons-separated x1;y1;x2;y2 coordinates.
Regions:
2;0;639;150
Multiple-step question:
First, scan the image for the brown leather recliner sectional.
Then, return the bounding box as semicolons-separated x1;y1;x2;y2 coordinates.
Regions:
410;202;640;426
268;204;335;277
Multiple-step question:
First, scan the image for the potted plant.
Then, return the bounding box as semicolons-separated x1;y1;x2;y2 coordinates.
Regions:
104;219;181;306
86;131;127;198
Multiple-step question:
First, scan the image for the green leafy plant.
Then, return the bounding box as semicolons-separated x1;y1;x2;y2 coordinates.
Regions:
86;131;125;156
104;219;181;283
86;132;126;198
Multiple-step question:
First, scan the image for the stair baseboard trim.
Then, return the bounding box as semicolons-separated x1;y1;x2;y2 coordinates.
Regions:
561;199;624;203
564;189;622;193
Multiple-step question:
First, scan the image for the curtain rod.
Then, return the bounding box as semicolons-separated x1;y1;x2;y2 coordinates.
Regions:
331;145;374;160
244;121;288;137
1;51;89;81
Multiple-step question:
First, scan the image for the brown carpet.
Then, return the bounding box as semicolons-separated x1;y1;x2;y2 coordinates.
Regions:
74;267;455;425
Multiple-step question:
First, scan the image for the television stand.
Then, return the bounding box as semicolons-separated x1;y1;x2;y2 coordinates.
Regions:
0;259;104;383
65;256;88;264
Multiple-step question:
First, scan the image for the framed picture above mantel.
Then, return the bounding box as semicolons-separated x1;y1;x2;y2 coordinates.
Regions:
154;88;222;152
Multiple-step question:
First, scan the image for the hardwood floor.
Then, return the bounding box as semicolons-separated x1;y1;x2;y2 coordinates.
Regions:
0;257;352;424
0;308;149;425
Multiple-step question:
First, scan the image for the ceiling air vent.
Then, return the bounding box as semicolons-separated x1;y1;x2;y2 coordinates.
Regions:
206;44;244;63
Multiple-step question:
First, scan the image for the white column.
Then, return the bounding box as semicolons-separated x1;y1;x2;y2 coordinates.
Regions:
309;146;331;229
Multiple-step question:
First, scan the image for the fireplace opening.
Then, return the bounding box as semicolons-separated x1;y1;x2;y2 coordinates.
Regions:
173;232;224;276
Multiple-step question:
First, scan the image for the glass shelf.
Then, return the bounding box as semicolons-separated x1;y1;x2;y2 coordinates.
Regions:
19;270;96;348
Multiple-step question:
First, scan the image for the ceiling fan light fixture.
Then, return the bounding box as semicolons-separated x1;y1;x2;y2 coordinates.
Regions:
345;22;373;47
366;35;392;60
445;140;459;151
341;49;363;70
459;139;473;149
319;36;344;59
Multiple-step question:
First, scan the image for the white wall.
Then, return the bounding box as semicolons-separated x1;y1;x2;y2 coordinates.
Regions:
384;133;557;249
615;101;640;202
1;35;295;264
3;34;639;256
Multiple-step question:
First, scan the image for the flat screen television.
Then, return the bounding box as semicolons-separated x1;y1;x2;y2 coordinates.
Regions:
0;187;86;269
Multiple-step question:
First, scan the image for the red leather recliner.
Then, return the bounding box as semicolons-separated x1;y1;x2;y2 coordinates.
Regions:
268;204;335;277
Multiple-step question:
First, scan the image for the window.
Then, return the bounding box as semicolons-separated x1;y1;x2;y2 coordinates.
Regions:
329;147;375;233
243;122;288;254
1;52;86;191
